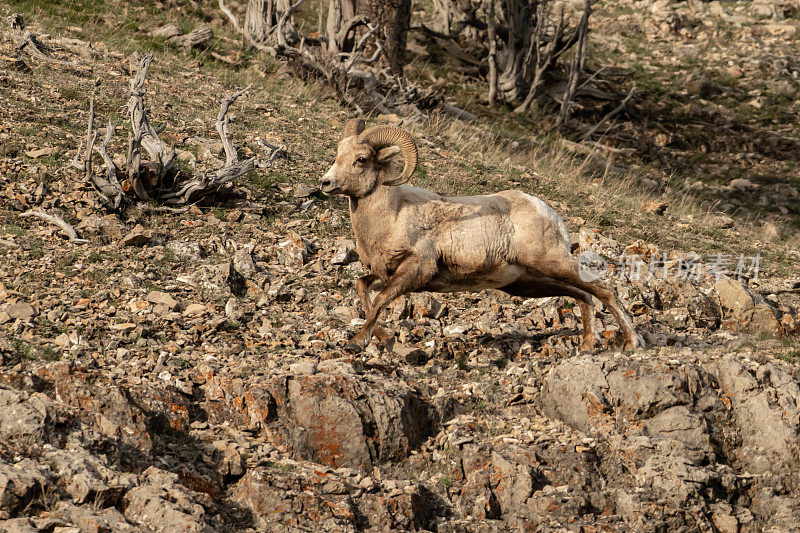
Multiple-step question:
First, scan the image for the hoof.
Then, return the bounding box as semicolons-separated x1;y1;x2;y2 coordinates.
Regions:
621;338;639;352
579;337;597;355
579;342;597;354
343;342;363;353
345;331;370;353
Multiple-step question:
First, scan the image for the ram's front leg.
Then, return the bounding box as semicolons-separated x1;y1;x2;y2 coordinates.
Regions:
355;274;392;346
349;256;431;350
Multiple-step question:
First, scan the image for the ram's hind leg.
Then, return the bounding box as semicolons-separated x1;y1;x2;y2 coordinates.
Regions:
573;292;598;352
578;279;639;351
502;280;598;352
355;274;392;346
541;266;639;351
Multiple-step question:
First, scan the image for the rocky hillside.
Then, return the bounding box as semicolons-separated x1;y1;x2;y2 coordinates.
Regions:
1;0;800;531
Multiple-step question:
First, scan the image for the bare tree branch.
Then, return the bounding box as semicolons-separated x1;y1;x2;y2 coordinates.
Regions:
344;23;380;72
91;119;124;210
555;0;590;129
159;88;256;205
127;53;175;199
580;84;636;141
84;86;97;182
21;209;88;244
218;0;243;32
68;139;84;170
277;0;306;47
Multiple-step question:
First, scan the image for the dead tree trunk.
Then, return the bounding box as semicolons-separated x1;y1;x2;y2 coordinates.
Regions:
245;0;274;42
495;0;537;103
486;0;497;106
245;0;292;43
325;0;357;52
360;0;412;76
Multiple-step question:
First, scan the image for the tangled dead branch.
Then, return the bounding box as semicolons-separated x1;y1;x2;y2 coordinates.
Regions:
580;84;636;141
220;0;476;122
126;54;176;199
423;0;635;135
7;14;81;69
159;87;256;205
79;54;256;210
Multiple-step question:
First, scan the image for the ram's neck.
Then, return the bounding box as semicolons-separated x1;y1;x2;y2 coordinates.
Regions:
349;185;401;260
349;185;400;221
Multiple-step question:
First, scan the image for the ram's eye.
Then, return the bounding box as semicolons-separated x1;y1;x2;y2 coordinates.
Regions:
355;157;367;165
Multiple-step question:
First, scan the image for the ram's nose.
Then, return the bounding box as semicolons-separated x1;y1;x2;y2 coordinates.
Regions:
320;170;337;193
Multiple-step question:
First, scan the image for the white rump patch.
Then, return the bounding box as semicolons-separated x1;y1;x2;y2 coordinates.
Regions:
521;193;571;245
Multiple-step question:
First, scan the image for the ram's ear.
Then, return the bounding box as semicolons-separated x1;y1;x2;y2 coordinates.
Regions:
376;146;401;163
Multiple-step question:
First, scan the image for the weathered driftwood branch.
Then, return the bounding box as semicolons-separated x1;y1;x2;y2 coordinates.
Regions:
68;139;84;170
127;53;175;199
37;36;98;60
159;87;256;205
84;86;97;182
218;87;250;165
21;209;88;244
126;131;144;199
170;25;214;49
80;57;255;209
152;23;183;38
7;14;80;68
91;119;125;210
82;91;124;210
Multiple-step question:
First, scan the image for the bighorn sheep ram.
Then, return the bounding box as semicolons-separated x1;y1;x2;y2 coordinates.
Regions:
321;119;639;352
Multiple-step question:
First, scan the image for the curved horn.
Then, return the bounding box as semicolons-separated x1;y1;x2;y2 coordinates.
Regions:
340;118;365;141
358;126;418;186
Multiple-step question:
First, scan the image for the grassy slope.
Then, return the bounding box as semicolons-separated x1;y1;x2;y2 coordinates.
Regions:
1;0;797;277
